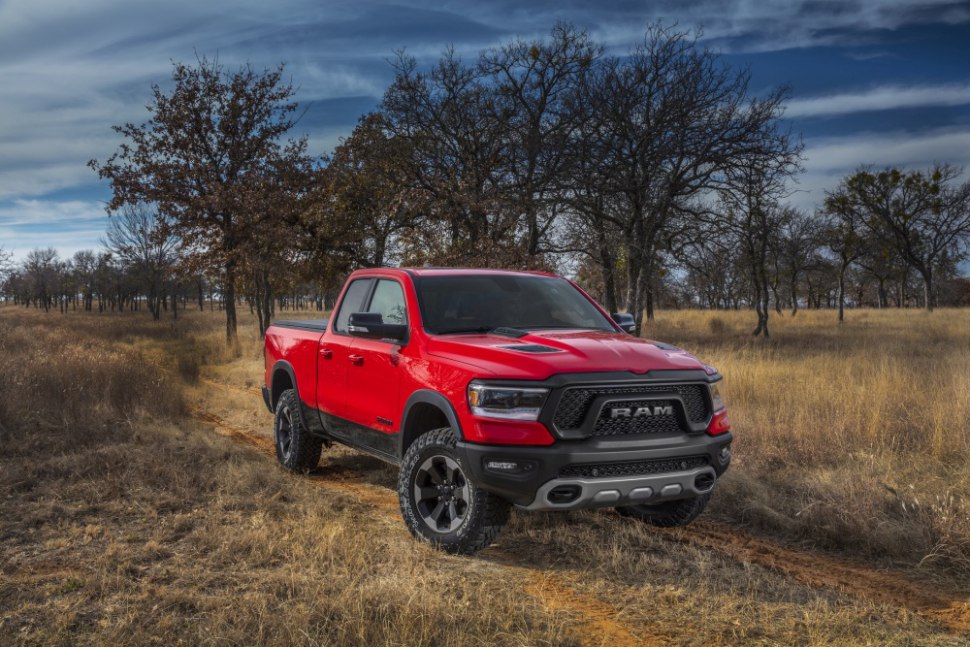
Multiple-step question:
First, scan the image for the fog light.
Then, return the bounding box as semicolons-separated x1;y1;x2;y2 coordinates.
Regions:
486;460;518;471
484;460;535;474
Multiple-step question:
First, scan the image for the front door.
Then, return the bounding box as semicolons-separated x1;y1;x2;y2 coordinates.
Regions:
316;277;373;424
345;278;409;457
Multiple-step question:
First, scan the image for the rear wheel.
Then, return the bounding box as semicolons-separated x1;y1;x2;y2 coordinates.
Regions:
616;493;711;527
274;389;323;472
398;427;510;554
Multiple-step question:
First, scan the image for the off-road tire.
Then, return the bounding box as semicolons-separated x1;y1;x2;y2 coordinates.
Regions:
616;492;711;527
398;427;510;554
274;389;323;472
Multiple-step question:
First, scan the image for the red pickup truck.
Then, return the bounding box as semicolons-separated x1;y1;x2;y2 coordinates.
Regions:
263;268;732;554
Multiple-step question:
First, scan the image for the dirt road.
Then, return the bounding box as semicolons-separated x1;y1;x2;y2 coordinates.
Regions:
195;378;970;643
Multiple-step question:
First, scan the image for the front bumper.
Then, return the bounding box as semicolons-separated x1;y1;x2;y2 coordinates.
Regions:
457;431;732;509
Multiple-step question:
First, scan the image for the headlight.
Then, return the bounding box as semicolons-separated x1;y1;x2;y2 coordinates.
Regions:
468;384;549;420
710;383;725;411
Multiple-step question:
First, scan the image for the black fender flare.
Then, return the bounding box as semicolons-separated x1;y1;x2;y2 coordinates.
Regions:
269;360;299;411
398;389;464;457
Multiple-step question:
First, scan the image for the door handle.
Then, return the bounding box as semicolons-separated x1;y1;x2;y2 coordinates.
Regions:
348;354;364;365
320;348;332;359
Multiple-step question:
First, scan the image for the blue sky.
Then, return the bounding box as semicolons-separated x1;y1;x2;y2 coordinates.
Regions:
2;0;970;261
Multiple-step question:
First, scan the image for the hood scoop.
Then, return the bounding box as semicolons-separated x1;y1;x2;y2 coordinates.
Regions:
497;344;563;354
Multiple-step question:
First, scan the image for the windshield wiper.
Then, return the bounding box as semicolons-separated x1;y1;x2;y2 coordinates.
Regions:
525;325;606;330
434;325;606;335
433;326;496;335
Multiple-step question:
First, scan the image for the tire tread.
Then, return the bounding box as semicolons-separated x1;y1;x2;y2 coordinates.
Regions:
398;427;509;554
275;389;323;472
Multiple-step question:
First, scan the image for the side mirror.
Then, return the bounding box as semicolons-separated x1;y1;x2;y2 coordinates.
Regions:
347;312;408;342
610;312;637;335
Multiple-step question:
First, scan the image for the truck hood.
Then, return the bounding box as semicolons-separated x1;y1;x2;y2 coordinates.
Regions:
424;329;712;380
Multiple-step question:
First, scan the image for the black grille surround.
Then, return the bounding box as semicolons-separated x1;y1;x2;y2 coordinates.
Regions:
551;383;710;438
559;455;709;479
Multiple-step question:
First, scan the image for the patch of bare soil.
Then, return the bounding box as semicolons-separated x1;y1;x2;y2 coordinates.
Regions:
670;520;970;634
191;405;654;646
193;396;970;638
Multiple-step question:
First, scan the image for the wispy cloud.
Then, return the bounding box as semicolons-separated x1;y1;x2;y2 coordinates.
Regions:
787;83;970;118
1;0;968;258
0;199;108;260
785;126;970;212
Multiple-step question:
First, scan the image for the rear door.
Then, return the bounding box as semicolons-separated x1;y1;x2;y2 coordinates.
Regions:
317;277;373;423
345;278;409;453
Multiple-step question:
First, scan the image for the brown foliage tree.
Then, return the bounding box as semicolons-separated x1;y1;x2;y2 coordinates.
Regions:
90;57;312;343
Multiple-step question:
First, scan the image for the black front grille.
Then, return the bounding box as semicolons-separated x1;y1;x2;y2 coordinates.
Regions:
592;400;682;436
553;383;709;432
559;455;709;479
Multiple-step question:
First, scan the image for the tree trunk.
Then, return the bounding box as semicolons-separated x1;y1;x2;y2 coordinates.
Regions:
257;269;273;338
772;281;782;315
627;258;645;337
596;225;618;313
837;261;847;323
224;260;238;344
922;268;934;312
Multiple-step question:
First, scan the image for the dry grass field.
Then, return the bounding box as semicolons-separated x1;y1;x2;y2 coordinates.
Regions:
1;304;968;646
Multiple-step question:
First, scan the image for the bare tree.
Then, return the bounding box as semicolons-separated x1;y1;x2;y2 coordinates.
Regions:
480;23;599;260
103;204;179;320
0;246;12;284
21;248;61;311
718;162;797;336
777;210;824;315
820;195;867;323
382;49;511;265
830;165;970;311
571;24;798;334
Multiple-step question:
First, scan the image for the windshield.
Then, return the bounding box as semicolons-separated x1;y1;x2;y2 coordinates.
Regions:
415;274;614;335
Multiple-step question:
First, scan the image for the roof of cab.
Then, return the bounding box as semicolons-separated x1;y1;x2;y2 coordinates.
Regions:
397;267;558;278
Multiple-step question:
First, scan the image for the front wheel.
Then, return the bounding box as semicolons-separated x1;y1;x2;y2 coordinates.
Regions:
398;428;510;554
616;492;711;527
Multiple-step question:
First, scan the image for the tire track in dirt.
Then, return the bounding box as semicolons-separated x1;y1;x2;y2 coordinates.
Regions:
201;378;262;398
190;403;648;646
192;387;970;637
191;407;399;512
667;520;970;634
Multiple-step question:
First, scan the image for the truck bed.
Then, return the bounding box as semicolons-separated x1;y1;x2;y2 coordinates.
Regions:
270;319;329;332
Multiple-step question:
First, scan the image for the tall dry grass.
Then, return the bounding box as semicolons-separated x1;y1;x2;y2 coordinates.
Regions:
2;305;969;646
0;308;572;646
647;308;970;571
0;313;184;441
